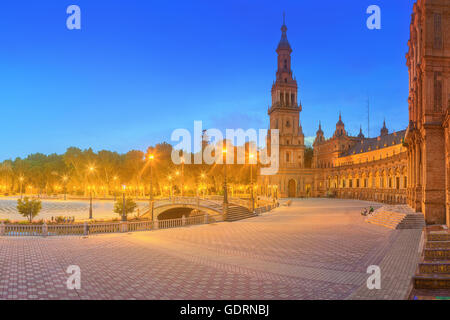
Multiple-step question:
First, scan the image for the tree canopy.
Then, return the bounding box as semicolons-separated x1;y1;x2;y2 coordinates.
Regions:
0;141;261;197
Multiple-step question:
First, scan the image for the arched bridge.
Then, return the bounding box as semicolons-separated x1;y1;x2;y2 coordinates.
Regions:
142;196;278;222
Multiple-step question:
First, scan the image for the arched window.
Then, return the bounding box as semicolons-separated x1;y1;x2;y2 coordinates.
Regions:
286;152;290;162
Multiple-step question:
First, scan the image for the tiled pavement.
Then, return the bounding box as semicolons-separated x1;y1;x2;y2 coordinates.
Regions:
0;199;423;300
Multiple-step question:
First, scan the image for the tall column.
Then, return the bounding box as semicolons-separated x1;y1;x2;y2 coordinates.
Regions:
414;142;422;212
421;125;446;224
446;124;450;228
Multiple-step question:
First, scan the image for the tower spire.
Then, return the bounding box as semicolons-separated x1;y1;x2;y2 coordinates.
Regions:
380;118;388;136
358;124;365;139
277;13;291;53
367;97;370;138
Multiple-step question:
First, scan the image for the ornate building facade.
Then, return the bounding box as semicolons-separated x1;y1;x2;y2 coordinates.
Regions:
260;19;409;202
312;119;408;204
405;0;449;226
261;4;449;228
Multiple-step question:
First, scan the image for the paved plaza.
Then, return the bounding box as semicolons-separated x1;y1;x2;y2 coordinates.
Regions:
0;199;423;300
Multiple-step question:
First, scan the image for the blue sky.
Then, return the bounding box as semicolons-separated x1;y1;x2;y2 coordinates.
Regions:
0;0;413;160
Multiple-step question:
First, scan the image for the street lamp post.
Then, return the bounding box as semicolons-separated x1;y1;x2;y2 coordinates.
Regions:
148;154;155;221
223;148;228;205
89;186;93;220
88;166;95;220
122;185;127;222
249;153;255;212
175;170;180;196
180;157;185;197
148;154;154;201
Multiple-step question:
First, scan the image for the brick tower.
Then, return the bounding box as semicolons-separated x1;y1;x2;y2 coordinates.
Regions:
266;15;305;198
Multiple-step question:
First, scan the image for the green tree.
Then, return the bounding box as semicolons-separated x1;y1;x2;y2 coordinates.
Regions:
113;197;137;218
17;197;42;222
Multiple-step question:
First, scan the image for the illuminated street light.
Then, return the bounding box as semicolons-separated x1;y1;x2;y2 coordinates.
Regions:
87;166;96;219
148;154;154;201
88;169;96;220
122;185;127;222
147;154;155;220
180;157;185;197
249;153;255;212
222;148;228;205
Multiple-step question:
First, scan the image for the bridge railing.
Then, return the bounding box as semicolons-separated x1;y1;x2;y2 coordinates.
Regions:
4;224;45;237
150;196;277;211
254;203;279;215
151;197;223;212
0;212;224;237
204;195;278;211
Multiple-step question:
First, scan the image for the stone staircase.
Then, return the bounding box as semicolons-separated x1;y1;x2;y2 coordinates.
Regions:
225;204;256;222
366;206;425;230
396;214;426;229
410;230;450;299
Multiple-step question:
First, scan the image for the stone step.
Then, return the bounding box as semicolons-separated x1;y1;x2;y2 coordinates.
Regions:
419;262;450;274
366;210;406;229
426;241;450;249
397;224;425;230
396;213;425;230
413;274;450;290
225;205;256;222
427;233;450;241
424;248;450;261
366;208;426;230
409;288;450;300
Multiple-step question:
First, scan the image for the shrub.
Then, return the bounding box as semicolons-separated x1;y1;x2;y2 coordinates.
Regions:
114;197;137;218
17;197;42;223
